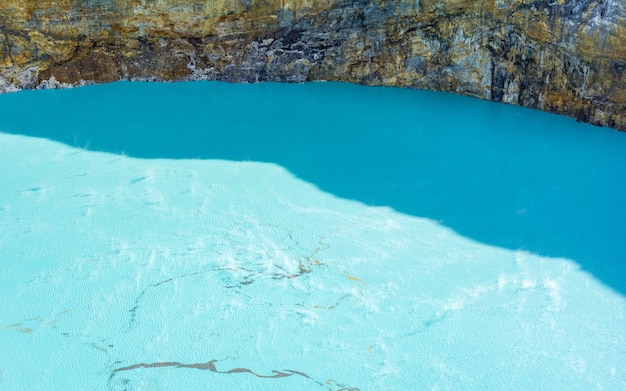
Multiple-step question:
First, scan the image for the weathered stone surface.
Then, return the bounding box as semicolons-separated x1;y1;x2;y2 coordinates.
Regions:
1;0;625;130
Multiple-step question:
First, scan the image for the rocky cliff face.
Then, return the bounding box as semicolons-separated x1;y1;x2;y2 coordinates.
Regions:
1;0;625;130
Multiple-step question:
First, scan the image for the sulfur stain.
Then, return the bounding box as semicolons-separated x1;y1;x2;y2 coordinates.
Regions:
345;273;364;284
90;342;109;354
2;324;33;334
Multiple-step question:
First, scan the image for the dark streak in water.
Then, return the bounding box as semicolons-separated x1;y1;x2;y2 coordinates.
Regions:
403;310;451;338
109;359;360;390
129;175;148;185
125;270;208;332
125;236;329;332
271;262;312;280
110;359;318;385
270;236;329;280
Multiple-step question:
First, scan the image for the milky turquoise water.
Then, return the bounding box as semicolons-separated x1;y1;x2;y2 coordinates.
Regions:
1;81;625;390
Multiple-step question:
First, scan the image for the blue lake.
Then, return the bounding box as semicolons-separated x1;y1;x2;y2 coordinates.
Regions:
1;81;625;390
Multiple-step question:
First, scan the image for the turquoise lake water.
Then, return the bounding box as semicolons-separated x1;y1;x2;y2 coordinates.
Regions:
1;81;625;390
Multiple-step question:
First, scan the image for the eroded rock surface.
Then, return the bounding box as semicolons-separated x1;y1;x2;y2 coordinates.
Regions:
1;0;625;129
